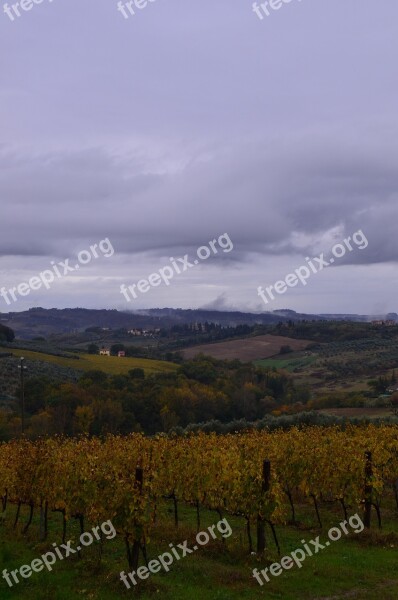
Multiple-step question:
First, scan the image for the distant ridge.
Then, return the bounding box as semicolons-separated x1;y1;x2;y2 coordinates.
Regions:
0;307;396;339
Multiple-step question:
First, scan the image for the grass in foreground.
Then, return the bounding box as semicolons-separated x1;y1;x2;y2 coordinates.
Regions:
0;499;397;600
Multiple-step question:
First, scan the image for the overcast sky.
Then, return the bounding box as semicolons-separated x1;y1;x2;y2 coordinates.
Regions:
1;0;397;315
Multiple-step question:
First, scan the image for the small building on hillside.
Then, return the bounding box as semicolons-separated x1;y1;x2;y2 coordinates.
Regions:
100;348;110;356
118;351;126;358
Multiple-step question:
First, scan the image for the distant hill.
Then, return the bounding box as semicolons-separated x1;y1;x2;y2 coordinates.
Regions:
0;307;395;340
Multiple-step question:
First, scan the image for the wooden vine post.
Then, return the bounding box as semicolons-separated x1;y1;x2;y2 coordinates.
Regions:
126;466;144;571
257;459;271;553
364;451;373;529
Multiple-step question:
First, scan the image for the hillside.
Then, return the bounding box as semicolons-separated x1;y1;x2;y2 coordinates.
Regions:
1;307;392;340
7;349;178;376
182;334;311;361
0;350;177;399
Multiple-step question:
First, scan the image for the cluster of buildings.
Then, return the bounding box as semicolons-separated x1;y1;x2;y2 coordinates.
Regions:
128;328;160;337
99;348;125;357
97;327;161;357
371;320;397;326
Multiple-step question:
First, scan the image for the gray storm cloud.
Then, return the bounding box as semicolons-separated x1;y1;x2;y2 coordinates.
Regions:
1;133;397;266
1;0;398;312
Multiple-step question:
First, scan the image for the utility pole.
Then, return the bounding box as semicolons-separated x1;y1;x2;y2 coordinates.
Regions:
18;357;27;435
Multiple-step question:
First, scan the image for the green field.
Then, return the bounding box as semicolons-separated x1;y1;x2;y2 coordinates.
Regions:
8;349;178;376
254;355;317;372
1;500;397;600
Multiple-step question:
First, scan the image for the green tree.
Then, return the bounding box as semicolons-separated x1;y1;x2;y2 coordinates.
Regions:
0;324;15;342
87;343;100;355
110;343;126;356
390;392;398;416
128;368;145;380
